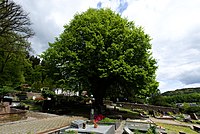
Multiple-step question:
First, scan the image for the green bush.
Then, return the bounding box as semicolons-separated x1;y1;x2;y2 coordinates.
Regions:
167;112;174;116
185;106;200;116
22;99;35;104
64;130;77;134
175;114;184;121
146;126;158;134
134;130;141;134
99;117;116;123
191;120;200;124
0;86;15;96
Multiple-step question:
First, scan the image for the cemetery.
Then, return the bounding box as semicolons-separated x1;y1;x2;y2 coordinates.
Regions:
1;85;200;133
1;0;200;134
1;93;200;134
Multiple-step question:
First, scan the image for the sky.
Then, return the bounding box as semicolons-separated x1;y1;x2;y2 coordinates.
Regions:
14;0;200;93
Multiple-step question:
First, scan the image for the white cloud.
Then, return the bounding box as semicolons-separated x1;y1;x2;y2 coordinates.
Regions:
123;0;200;92
14;0;200;93
14;0;98;54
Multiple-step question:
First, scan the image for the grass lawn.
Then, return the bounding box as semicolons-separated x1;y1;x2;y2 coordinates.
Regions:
119;107;139;114
28;104;42;111
156;123;198;134
192;120;200;124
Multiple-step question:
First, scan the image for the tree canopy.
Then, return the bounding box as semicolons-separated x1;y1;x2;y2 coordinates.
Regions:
42;8;159;106
0;0;34;87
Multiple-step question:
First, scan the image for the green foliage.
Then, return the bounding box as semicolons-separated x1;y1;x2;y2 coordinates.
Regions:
146;126;158;134
150;91;200;107
31;81;42;91
149;94;173;107
41;89;55;99
0;86;14;96
134;130;141;134
167;112;173;116
118;107;140;119
166;93;200;104
174;114;184;121
184;106;200;116
64;130;77;134
16;91;27;101
182;103;190;112
192;120;200;124
98;117;116;123
0;0;34;87
162;87;200;96
160;87;200;106
156;123;198;134
22;99;42;111
42;8;159;105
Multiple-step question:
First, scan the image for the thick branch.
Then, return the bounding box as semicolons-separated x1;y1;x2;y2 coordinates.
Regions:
0;0;34;39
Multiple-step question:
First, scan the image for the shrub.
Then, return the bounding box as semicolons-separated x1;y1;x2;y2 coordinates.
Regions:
64;130;77;134
98;117;116;123
146;126;158;134
185;106;200;116
175;114;184;121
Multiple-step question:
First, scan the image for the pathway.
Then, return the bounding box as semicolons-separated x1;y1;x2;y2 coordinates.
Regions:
150;117;200;129
115;120;125;134
0;115;86;134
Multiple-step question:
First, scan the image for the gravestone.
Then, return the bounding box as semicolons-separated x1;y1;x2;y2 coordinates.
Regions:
0;102;10;114
193;125;200;133
153;110;156;117
182;114;191;122
71;120;86;129
64;124;115;134
90;108;94;120
184;118;191;123
190;113;198;120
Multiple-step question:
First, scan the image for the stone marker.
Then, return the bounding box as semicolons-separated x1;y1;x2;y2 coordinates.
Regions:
190;113;198;120
90;108;94;120
71;120;86;129
64;125;115;134
193;125;200;133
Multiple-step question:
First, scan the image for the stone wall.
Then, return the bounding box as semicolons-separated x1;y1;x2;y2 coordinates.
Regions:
0;108;27;123
116;102;179;113
0;102;11;114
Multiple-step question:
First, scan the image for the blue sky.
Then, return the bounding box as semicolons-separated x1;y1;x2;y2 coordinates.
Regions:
14;0;200;93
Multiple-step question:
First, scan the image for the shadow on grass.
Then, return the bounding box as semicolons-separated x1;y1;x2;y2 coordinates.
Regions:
42;104;91;118
104;106;141;120
40;104;141;120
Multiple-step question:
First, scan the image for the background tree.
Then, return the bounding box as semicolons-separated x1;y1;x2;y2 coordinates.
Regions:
0;0;34;87
0;0;34;38
42;8;159;108
0;86;14;101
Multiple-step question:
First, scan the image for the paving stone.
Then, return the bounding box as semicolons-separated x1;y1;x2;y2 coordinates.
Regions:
0;116;86;134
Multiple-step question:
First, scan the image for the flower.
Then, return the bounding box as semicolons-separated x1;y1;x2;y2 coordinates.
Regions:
94;114;105;122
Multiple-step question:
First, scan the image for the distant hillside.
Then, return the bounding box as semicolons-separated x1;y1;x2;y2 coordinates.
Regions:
162;87;200;96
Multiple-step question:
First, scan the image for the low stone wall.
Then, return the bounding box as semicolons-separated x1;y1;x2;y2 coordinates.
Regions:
103;100;113;105
0;102;11;114
116;102;179;113
0;108;27;123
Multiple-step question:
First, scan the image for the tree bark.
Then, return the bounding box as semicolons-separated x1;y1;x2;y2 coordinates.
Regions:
90;78;109;114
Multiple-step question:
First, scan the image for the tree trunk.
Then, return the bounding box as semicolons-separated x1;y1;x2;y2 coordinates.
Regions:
91;78;108;114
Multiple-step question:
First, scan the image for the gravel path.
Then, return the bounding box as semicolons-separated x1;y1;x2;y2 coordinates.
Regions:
0;113;87;134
